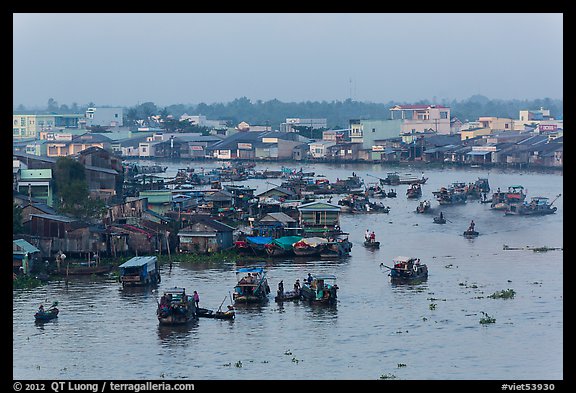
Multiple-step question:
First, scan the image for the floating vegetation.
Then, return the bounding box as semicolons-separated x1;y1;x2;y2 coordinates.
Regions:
13;275;44;289
488;289;516;299
379;373;398;380
531;246;562;252
235;361;243;368
291;357;301;364
479;312;496;325
444;264;455;268
503;245;562;252
397;363;407;368
284;350;292;355
429;303;437;310
427;297;446;302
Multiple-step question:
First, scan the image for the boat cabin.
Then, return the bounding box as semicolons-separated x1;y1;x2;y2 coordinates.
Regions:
233;267;270;302
118;256;161;287
300;274;338;303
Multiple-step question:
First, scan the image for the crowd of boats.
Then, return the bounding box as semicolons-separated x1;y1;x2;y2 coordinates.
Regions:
33;163;560;326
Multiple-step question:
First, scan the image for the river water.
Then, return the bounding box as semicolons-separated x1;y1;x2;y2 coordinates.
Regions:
13;162;563;381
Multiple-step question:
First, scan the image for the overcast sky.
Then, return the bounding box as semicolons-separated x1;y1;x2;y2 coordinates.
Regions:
13;13;563;109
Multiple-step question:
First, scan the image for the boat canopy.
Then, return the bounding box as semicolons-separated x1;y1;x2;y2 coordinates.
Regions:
392;256;416;263
272;236;303;250
164;287;187;295
119;256;157;269
311;274;337;281
246;236;273;245
298;237;329;247
236;267;265;274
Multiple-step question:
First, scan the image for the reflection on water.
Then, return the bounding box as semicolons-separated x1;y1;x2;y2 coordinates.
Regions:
157;322;199;344
13;164;562;380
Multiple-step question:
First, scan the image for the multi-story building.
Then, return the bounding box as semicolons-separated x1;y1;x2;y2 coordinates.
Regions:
389;104;451;135
16;168;54;206
280;118;327;133
478;117;514;132
85;107;123;127
13;114;84;139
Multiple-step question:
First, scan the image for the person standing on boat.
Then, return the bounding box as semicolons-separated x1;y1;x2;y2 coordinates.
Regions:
307;273;313;284
277;281;284;297
294;279;301;294
468;220;475;232
370;231;376;243
365;229;370;241
193;291;200;308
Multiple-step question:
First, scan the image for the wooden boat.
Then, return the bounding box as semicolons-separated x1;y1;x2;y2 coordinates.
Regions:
504;195;560;216
491;185;527;210
385;256;428;284
406;183;422;199
299;274;338;304
157;287;197;325
264;236;302;257
245;236;273;255
320;238;352;258
293;237;329;256
274;289;301;302
416;200;431;213
433;216;446;224
379;172;428;186
387;189;397;198
34;303;59;322
118;256;161;287
233;267;270;303
196;306;235;320
463;230;479;238
363;240;380;249
432;185;467;205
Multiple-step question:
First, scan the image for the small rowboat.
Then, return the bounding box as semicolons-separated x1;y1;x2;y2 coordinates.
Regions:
196;307;235;320
463;230;479;238
433;216;446;224
274;290;301;302
363;240;380;249
34;307;59;322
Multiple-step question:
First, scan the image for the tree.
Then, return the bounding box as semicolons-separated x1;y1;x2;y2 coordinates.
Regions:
47;98;59;113
13;204;24;234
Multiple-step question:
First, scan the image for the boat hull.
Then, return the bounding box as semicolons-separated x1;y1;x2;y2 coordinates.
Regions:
274;290;300;302
363;241;380;248
196;307;235;320
34;309;59;321
389;267;428;284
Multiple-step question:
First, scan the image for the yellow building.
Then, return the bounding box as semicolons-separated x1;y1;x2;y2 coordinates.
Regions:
13;114;84;139
460;127;492;141
478;117;514;132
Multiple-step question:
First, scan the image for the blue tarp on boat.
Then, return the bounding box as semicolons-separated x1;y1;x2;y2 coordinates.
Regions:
246;236;273;245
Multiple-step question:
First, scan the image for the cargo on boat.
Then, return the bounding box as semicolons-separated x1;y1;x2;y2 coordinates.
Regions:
233;267;270;304
157;287;196;325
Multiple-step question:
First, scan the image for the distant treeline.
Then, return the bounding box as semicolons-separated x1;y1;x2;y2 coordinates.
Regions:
15;95;563;129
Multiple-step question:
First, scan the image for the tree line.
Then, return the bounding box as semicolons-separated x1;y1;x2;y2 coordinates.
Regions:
15;95;563;130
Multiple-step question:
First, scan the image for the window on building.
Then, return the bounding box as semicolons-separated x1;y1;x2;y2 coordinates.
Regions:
440;111;448;119
372;128;376;133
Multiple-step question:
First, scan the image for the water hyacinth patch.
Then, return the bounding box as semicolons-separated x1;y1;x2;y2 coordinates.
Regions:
488;289;516;299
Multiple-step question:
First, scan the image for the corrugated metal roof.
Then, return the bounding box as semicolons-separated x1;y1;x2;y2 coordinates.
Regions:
13;239;40;253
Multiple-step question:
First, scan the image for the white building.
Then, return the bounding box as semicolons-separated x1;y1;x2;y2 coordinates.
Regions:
86;107;123;127
281;118;327;133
